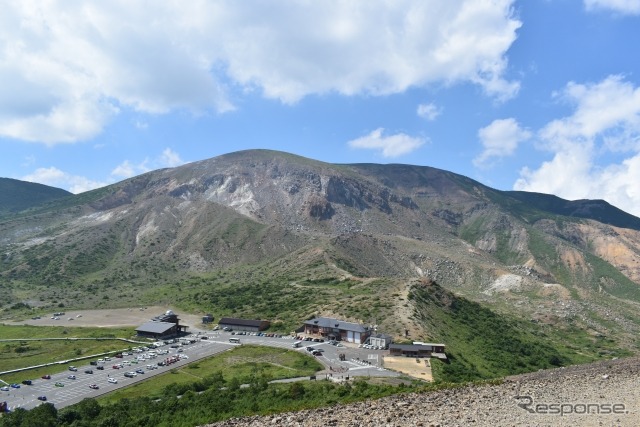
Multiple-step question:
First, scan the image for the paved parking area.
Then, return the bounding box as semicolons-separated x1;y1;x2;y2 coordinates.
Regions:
1;332;399;411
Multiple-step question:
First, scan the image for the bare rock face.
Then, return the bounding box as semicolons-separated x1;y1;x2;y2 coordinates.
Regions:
204;356;640;427
304;196;335;220
3;149;640;349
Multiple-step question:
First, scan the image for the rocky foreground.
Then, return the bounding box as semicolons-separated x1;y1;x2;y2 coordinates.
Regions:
204;356;640;427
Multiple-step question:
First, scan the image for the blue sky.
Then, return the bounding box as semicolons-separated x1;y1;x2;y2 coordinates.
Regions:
2;1;640;217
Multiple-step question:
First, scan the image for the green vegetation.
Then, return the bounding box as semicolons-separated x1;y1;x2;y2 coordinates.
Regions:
0;325;135;383
0;344;423;427
100;345;323;404
408;280;627;383
0;178;71;217
0;379;419;427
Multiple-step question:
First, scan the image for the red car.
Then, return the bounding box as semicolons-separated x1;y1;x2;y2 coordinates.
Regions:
89;384;99;390
41;374;51;380
112;365;121;369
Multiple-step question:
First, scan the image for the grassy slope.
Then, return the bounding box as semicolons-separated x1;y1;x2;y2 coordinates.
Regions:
99;345;323;404
0;325;136;383
0;178;72;216
408;280;630;383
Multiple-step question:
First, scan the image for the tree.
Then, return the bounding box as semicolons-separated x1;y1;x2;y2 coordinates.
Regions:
289;382;305;400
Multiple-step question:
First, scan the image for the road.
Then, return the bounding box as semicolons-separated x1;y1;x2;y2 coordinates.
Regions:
1;332;398;411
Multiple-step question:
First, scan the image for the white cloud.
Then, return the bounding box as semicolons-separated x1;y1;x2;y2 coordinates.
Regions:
21;167;108;194
474;118;531;168
111;148;186;179
514;75;640;217
584;0;640;14
348;128;426;158
0;1;521;144
417;103;442;121
159;148;185;168
111;161;141;179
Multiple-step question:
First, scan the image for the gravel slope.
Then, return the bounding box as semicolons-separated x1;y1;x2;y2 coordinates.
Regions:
204;356;640;427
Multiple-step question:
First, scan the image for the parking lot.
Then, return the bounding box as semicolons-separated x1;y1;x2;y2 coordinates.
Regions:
1;331;399;411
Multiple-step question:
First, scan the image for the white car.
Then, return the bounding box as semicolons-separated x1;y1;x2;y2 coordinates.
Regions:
1;386;9;391
107;377;117;384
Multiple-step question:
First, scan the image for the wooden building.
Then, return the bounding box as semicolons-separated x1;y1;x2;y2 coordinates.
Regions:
303;317;370;344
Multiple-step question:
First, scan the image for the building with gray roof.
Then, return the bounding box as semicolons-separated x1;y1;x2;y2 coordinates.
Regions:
303;316;371;344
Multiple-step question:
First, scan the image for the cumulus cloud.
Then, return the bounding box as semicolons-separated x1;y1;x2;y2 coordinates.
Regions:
584;0;640;14
514;75;640;217
111;161;142;180
417;103;442;121
21;167;108;194
348;128;426;158
160;148;185;168
474;118;531;168
0;1;521;144
111;148;186;179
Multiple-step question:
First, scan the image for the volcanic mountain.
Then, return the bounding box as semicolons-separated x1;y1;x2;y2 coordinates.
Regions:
2;149;640;375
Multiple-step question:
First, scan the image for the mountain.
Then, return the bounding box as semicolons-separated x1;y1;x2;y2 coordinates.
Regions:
2;149;640;378
0;178;72;216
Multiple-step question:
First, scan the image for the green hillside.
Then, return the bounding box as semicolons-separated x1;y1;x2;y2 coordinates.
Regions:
0;178;72;216
408;280;629;383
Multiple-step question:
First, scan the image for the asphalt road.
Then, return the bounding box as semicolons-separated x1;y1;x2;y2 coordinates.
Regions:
1;332;398;411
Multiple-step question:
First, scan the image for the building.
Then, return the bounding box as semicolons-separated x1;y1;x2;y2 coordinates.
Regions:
135;321;180;340
368;333;393;348
388;343;446;359
135;310;188;339
218;317;270;332
303;317;370;344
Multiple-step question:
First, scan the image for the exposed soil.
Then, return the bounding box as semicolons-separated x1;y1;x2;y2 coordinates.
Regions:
382;356;433;381
5;306;206;330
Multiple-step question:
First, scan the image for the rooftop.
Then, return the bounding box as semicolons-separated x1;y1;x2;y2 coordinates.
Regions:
135;321;176;334
304;317;369;333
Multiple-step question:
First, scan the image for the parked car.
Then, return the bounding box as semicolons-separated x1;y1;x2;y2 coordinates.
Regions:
55;382;64;387
10;384;20;389
21;380;32;385
90;361;97;366
312;350;323;356
67;375;76;380
135;368;144;374
89;384;99;390
107;377;117;384
0;386;9;391
124;372;136;378
37;396;47;401
68;366;77;371
84;369;93;374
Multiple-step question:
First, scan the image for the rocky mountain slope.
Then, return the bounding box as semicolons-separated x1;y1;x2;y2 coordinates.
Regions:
206;355;640;427
2;149;640;363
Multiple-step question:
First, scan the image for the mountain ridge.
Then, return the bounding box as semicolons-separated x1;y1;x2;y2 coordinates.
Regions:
2;149;640;373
